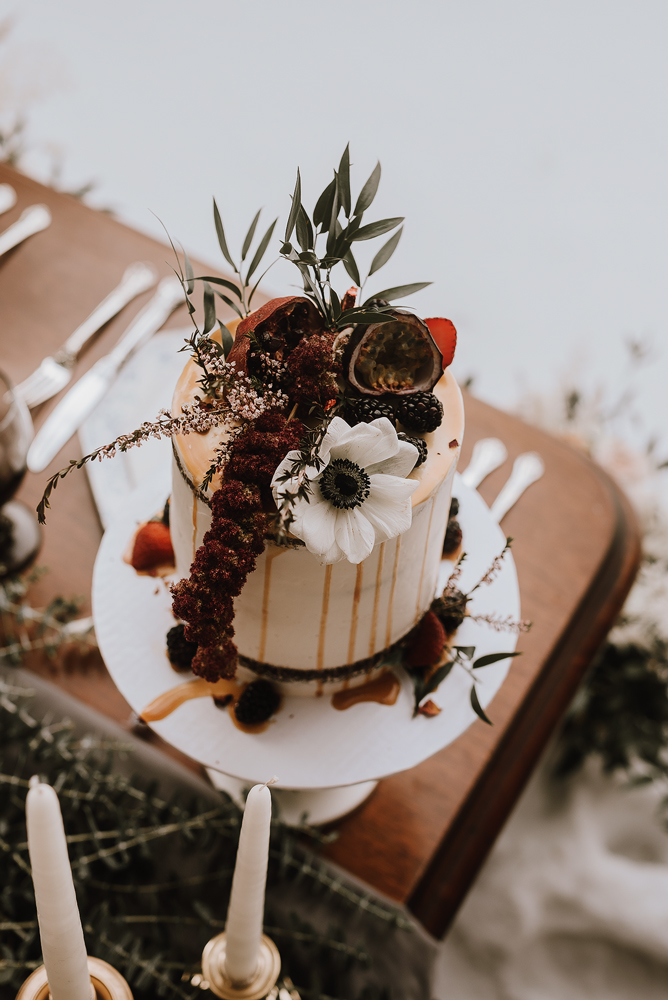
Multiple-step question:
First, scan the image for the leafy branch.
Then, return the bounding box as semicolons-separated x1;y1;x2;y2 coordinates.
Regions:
278;145;431;329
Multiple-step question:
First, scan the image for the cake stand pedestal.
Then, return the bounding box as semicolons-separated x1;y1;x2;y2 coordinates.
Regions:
207;770;378;825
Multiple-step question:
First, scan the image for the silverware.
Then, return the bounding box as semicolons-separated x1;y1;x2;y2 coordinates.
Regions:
489;452;545;523
27;276;184;473
16;261;159;408
460;437;508;488
0;184;17;216
0;203;51;257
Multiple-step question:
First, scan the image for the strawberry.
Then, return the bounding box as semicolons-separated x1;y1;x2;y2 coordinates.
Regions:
424;318;457;368
131;521;175;572
406;610;447;669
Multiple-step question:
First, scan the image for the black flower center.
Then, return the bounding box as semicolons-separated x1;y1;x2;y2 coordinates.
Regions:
319;458;371;510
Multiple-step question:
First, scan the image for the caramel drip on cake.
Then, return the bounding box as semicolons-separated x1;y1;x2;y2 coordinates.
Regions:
191;490;198;561
347;563;364;663
385;535;402;648
331;670;401;710
140;677;274;734
416;497;436;621
317;564;333;677
258;546;288;663
369;541;385;656
141;677;241;721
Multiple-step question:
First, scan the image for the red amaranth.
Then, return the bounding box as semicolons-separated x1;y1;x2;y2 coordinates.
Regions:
171;410;305;681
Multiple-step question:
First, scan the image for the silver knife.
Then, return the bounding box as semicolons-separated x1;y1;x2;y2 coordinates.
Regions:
27;276;184;472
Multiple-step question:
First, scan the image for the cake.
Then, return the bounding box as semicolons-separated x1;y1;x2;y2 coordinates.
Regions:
170;333;464;696
38;151;466;716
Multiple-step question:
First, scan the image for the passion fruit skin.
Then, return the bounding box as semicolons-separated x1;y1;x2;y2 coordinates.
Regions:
343;309;444;396
226;296;325;376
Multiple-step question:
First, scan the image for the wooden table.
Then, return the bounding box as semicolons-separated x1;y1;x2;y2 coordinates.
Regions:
0;164;641;939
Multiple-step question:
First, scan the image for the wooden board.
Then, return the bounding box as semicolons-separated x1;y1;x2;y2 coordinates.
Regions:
0;164;641;937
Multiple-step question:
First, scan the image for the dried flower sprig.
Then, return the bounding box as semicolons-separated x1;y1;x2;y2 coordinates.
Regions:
36;403;222;524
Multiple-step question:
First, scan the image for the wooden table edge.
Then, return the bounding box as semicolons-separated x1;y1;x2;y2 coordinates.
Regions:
406;458;642;938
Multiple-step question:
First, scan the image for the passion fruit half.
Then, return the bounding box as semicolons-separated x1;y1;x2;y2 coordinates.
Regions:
344;310;443;396
226;295;325;376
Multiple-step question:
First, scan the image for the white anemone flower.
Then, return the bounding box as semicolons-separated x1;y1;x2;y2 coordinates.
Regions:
271;416;420;565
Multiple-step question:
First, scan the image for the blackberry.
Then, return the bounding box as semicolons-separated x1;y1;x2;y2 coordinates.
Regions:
442;518;462;555
398;432;428;467
397;391;444;433
449;496;459;519
234;680;281;725
431;588;468;634
166;624;197;672
348;396;396;426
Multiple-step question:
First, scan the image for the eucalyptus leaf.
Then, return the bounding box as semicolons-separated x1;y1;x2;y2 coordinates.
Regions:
454;645;476;660
338;144;351;218
352;217;404;242
214;290;244;319
343;249;361;287
241;209;261;262
313;177;336;231
284;168;302;243
326;182;342;256
219;321;234;358
298;250;320;265
194;275;243;300
329;286;342;321
246;218;277;282
213;198;237;272
423;659;455;696
202;281;216;335
472;651;522;670
296;204;314;251
354;161;381;217
335;311;396;327
183;251;195;295
248;257;278;307
470;685;493;725
368;227;403;277
362;281;432;304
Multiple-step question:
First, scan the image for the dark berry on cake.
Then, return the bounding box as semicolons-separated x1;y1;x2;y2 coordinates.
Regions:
397;391;444;433
406;610;447;670
233;680;281;725
431;588;468;634
348;397;396;426
397;432;428;467
166;623;198;671
442;518;463;556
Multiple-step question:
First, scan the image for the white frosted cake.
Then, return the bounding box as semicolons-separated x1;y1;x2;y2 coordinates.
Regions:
170;316;464;696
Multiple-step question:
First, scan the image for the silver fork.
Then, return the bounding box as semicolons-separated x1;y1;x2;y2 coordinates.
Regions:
15;261;158;408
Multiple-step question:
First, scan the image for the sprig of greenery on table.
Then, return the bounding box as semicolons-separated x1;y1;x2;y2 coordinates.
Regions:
0;578;411;1000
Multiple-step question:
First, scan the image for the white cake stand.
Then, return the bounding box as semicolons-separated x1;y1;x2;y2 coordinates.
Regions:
92;474;520;824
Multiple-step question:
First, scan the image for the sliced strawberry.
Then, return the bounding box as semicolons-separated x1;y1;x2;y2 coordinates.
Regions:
131;521;175;572
424;318;457;368
418;699;442;717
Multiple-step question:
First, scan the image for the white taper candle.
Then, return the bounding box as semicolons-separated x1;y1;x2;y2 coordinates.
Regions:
26;776;93;1000
223;781;274;985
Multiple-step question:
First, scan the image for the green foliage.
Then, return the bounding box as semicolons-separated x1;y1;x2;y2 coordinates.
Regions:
0;580;412;999
554;634;668;785
278;147;432;329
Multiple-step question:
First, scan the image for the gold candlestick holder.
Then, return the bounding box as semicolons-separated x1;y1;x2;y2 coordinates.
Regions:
201;932;284;1000
15;957;133;1000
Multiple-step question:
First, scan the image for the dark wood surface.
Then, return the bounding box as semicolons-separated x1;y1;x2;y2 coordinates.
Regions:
0;165;641;938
